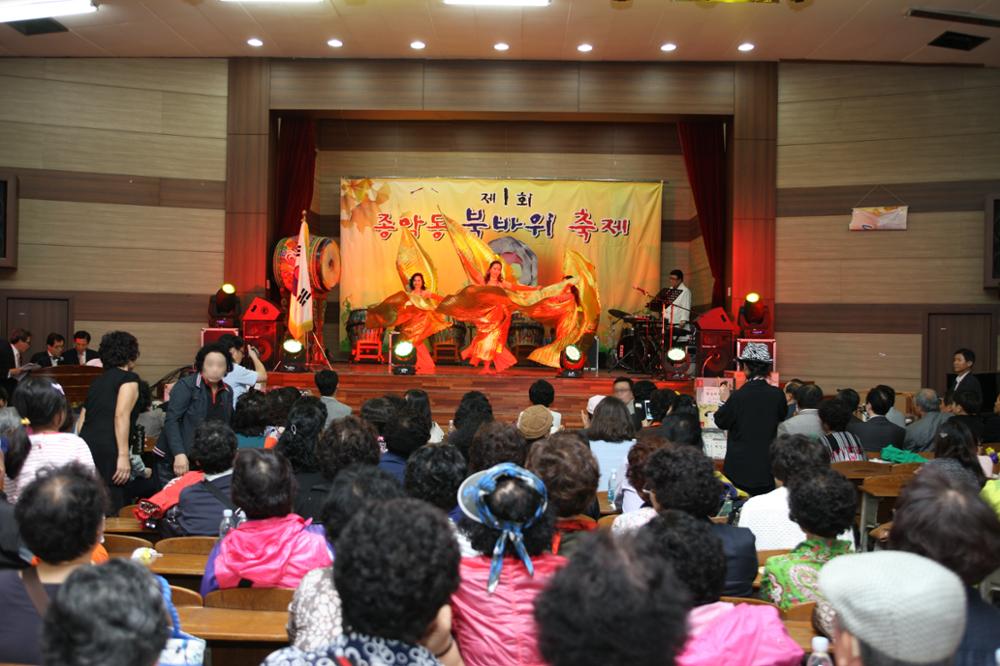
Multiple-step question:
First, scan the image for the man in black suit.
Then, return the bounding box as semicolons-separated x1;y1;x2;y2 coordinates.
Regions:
950;348;982;410
848;386;906;452
61;330;99;365
30;332;66;367
0;328;32;397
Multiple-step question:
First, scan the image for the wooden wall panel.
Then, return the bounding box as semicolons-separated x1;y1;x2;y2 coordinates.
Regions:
775;212;992;305
777;179;1000;217
778;63;1000;104
15;168;224;210
74;320;205;382
269;60;425;110
578;63;735;115
424;62;579;113
74;292;207;323
0;58;228;97
774;332;923;393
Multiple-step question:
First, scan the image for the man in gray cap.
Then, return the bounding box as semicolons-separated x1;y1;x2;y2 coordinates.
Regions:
904;388;951;452
819;550;967;665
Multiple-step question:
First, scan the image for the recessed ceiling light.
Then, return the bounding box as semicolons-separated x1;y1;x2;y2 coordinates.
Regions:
494;42;510;51
0;0;97;22
443;0;550;6
660;42;677;52
737;42;755;52
247;38;264;47
411;40;427;50
327;38;343;48
577;43;593;53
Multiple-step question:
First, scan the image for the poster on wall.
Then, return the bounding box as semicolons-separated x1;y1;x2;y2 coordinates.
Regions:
849;205;908;231
339;177;662;348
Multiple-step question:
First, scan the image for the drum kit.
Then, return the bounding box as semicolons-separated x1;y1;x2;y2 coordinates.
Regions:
608;288;696;377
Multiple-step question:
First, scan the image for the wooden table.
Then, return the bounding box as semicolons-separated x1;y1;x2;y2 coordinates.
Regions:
104;517;157;537
176;607;288;666
783;619;822;653
151;553;209;577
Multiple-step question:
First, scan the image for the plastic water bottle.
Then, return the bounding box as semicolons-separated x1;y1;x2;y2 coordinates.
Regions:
807;637;834;666
219;509;235;538
607;470;618;512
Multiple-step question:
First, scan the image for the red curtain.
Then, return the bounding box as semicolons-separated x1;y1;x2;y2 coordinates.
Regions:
676;121;727;308
273;116;317;240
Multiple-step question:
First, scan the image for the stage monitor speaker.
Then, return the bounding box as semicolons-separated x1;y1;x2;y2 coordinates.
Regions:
696;307;740;334
242;297;283;364
698;330;734;377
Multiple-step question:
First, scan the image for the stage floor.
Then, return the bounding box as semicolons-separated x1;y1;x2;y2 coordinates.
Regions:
268;362;693;429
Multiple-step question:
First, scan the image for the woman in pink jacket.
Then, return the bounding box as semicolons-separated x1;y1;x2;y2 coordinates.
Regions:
636;509;803;666
200;448;331;596
452;463;566;666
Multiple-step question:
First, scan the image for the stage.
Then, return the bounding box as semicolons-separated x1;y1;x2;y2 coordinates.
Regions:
267;363;694;429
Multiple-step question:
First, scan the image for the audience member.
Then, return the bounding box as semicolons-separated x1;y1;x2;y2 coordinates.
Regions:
521;379;561;433
154;343;233;481
776;383;823;439
468;421;530;473
819;551;967;666
760;468;856;610
359;396;397;443
379;407;432;483
817;398;866;462
783;378;804;420
41;559;169;666
173;421;237;536
585;395;636;489
268;498;461;665
738;434;842;550
315;369;351;427
61;330;98;366
658;411;703;448
534;530;690;666
516;405;554;445
633;379;657;425
453;463;563;666
581;393;605;428
201;449;331;595
4;377;95;504
636;510;803;666
78;330;140;511
951;390;985;444
404;388;444;443
612;432;670;534
218;334;267;407
889;465;1000;665
670;393;698;417
715;342;787;496
275;395;326;481
836;387;863;425
404;444;467;521
29;333;65;367
287;465;405;652
0;328;32;396
877;384;908;429
295;416;381;519
263;386;301;445
525;433;599;557
926;419;986;491
982;392;1000;443
905;388;952;452
134;380;164;441
612;376;638;425
647;388;675;427
445;390;494;460
950;347;982;408
0;463;106;665
848;386;905;452
231;389;268;448
645;446;757;596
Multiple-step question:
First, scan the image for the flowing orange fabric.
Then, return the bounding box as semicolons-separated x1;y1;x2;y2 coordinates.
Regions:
367;232;451;373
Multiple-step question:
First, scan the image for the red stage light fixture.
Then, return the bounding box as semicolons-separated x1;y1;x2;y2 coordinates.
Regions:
559;345;586;378
738;292;772;339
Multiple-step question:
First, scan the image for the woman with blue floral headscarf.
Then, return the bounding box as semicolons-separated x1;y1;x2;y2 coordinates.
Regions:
452;463;564;666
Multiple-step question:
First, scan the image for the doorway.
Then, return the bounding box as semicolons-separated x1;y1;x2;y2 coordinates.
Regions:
5;297;70;362
925;312;993;397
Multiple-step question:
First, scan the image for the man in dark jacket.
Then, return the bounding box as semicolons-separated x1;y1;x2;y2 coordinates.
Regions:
848;386;906;452
175;421;237;536
715;342;787;496
30;333;65;367
60;330;100;365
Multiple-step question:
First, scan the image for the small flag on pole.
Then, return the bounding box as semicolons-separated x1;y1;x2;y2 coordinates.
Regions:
288;212;314;342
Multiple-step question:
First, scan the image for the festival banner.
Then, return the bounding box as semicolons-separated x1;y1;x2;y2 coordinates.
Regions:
339;177;663;347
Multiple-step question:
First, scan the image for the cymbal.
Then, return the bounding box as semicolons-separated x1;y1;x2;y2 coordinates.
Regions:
608;309;631;320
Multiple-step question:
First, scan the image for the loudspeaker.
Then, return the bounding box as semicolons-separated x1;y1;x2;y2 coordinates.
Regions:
697;330;734;377
243;321;281;364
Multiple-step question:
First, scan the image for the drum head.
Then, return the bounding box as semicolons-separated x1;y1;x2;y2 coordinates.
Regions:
318;240;341;291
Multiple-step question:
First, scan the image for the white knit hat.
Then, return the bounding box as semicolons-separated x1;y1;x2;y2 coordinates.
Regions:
587;395;606;415
818;551;967;663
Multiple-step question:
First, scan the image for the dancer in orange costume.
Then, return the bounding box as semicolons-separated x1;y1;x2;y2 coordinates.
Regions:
367;232;451;374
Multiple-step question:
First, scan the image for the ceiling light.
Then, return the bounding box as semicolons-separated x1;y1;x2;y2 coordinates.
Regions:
737;42;755;52
410;40;426;49
494;42;510;51
660;42;677;52
0;0;97;22
577;43;593;52
327;38;343;48
247;38;264;47
443;0;550;6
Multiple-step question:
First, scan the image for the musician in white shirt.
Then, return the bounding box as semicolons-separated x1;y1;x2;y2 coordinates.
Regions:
666;269;692;326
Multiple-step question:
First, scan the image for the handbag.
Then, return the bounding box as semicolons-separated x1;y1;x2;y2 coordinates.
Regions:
130;423;146;457
156;576;206;666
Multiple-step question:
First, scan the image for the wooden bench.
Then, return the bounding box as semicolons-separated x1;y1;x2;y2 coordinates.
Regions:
858;474;914;551
205;588;294;612
157;536;217;555
175;606;288;666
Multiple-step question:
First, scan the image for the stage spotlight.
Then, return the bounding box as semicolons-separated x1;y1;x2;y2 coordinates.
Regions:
559;344;586;378
738;292;772;339
392;340;417;375
666;346;686;362
280;338;307;372
209;283;241;328
745;292;760;304
664;346;692;381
